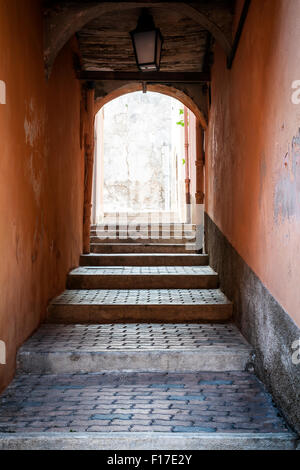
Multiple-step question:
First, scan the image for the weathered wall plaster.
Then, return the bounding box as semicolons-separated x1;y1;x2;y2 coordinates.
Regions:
100;92;184;213
205;0;300;434
205;214;300;434
0;0;84;391
206;0;300;327
274;128;300;224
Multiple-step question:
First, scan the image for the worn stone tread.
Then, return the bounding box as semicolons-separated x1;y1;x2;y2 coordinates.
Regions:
50;288;230;306
67;266;218;289
69;266;215;275
0;371;291;442
19;323;249;352
90;237;196;245
17;323;253;373
0;431;296;450
47;289;232;323
91;224;196;230
90;243;200;254
90;232;197;240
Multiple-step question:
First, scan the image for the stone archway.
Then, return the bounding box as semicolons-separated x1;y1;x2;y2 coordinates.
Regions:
83;81;207;251
94;82;208;130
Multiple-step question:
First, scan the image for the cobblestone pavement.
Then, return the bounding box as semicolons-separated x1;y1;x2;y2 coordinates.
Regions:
0;372;289;433
51;289;230;305
19;323;250;352
69;266;215;275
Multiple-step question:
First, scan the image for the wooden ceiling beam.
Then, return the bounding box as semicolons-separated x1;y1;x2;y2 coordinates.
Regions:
77;71;211;83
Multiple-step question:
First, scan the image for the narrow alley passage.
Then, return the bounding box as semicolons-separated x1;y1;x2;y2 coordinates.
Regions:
0;0;299;452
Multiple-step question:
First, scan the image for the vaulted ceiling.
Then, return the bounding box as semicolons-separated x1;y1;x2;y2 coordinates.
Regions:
43;1;235;76
78;8;210;72
43;0;236;127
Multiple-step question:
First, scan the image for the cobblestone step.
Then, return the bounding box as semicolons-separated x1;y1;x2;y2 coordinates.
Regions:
0;371;295;450
90;230;196;238
95;213;181;224
80;253;209;266
67;266;219;289
17;323;252;374
90;236;196;244
91;224;196;231
90;243;200;254
47;289;233;323
2;222;295;450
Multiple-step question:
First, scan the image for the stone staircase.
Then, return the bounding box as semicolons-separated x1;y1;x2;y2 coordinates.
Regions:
90;223;198;254
0;224;296;450
96;211;181;225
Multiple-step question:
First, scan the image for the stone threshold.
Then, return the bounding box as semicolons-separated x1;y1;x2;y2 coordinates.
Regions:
0;432;296;450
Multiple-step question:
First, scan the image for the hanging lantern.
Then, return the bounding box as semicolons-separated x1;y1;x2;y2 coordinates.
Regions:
130;9;163;72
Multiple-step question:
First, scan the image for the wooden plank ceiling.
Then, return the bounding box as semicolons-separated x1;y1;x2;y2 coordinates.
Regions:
77;7;209;72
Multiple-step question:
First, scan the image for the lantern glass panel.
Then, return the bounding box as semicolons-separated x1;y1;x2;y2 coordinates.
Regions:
133;30;156;67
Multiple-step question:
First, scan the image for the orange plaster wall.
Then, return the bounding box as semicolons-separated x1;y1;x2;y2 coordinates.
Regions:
206;0;300;326
0;0;84;390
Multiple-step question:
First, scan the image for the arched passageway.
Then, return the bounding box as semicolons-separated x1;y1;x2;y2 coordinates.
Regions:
90;87;205;234
93;91;188;224
82;82;206;248
94;83;207;130
1;1;300;448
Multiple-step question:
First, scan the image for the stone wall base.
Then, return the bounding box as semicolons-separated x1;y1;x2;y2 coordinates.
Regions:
205;213;300;435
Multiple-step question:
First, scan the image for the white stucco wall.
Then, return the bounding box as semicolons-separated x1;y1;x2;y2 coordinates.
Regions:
95;91;184;215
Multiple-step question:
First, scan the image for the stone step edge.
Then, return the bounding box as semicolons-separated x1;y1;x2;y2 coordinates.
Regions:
48;294;232;308
96;225;190;228
80;254;209;259
68;270;216;276
17;349;254;374
0;432;296;450
66;273;219;289
91;230;196;233
90;246;201;254
90;238;197;243
90;244;199;248
79;254;209;266
91;233;197;237
48;302;232;309
67;272;218;281
91;230;196;234
46;305;233;324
